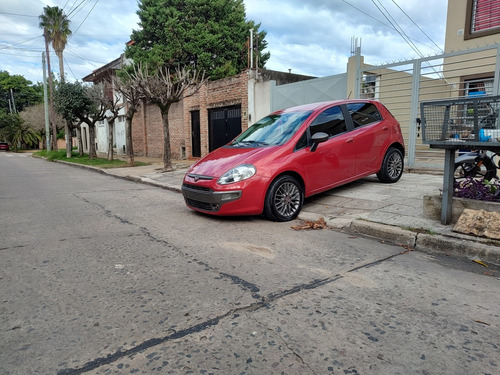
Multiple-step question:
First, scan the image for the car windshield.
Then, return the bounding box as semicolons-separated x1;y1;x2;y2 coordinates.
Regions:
230;110;312;147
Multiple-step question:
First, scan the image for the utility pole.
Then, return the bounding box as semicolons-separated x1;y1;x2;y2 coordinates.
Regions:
249;29;253;69
42;52;51;151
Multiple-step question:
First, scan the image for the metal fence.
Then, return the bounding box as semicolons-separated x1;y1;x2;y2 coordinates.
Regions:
357;44;500;169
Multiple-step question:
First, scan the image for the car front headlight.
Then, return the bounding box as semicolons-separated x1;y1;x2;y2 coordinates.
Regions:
218;164;256;185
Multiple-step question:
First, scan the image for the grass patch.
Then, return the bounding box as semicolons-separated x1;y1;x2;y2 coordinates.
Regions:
34;150;147;169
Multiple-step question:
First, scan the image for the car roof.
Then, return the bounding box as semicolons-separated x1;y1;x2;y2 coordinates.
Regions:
276;99;379;114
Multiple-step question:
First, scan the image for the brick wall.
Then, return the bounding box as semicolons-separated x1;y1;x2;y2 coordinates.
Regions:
131;70;249;160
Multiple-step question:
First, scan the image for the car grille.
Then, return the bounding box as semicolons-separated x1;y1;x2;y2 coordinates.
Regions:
183;183;211;192
185;198;220;212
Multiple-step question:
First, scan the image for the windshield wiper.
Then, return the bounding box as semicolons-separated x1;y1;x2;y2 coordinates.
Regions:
240;140;269;146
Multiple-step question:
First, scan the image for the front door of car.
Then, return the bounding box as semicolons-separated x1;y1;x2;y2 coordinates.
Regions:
296;105;357;194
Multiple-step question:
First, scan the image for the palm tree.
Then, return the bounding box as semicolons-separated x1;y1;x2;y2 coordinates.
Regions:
39;6;72;155
39;6;71;82
39;15;56;150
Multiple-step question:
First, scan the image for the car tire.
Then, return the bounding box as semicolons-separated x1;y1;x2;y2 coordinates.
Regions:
376;147;404;183
264;175;303;222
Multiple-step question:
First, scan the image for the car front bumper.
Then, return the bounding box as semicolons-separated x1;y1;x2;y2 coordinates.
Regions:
182;183;242;212
181;173;267;216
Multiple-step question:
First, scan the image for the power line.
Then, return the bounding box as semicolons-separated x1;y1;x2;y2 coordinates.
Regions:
67;0;93;18
342;0;442;53
391;0;443;53
370;0;444;79
70;0;99;39
64;55;78;81
65;47;111;65
371;0;424;58
0;12;37;17
0;35;44;50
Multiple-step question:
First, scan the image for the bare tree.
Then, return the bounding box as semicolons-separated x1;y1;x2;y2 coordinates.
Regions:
101;78;124;161
135;64;205;171
83;84;107;159
116;66;145;166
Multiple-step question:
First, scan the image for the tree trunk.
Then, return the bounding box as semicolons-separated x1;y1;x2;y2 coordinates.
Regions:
44;37;57;151
107;118;115;161
161;105;173;172
125;108;136;166
56;51;65;83
88;122;97;159
65;120;72;158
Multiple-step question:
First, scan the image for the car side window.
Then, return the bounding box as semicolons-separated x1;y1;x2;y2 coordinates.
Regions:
309;106;347;137
346;102;382;128
295;131;309;151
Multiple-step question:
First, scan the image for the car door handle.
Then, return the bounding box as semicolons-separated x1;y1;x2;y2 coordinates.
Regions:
346;137;354;143
382;126;389;131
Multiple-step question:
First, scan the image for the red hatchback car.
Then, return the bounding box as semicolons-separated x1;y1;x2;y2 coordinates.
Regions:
182;99;405;221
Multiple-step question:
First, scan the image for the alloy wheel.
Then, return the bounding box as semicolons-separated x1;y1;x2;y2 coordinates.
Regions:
274;181;301;218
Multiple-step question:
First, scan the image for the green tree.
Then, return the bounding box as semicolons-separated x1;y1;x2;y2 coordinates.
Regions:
0;113;41;151
126;0;269;80
0;71;42;114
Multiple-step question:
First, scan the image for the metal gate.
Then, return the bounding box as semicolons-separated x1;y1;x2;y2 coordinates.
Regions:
208;105;241;151
355;44;500;170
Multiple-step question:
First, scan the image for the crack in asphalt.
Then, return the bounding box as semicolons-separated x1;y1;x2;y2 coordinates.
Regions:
60;194;412;374
0;245;27;251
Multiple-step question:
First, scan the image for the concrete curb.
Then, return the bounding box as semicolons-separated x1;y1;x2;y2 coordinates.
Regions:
416;232;500;265
348;219;500;266
348;220;417;248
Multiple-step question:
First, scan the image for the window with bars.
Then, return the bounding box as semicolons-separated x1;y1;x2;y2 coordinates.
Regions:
464;77;494;96
466;0;500;39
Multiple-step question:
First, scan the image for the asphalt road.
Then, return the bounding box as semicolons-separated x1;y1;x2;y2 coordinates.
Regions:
1;152;499;375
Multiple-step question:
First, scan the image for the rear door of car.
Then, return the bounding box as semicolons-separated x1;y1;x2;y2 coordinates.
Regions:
345;102;386;176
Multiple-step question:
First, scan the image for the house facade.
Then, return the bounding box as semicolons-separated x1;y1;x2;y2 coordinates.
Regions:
443;0;500;97
82;56;128;155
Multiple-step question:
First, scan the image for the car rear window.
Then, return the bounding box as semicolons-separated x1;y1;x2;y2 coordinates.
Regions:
346;102;382;127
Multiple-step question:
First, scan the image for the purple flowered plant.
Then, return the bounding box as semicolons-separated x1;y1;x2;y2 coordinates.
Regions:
453;178;500;201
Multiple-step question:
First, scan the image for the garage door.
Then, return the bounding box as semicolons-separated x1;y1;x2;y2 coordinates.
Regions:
208;105;242;151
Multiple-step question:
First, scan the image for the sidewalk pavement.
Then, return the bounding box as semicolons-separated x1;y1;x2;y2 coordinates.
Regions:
60;154;500;266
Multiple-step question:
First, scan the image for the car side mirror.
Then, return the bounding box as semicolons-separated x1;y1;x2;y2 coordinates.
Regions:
310;132;329;152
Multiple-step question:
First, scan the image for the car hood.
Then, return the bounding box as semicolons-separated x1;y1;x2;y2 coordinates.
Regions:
187;146;279;177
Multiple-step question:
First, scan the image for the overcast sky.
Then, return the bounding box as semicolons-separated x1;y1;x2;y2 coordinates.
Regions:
0;0;448;84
